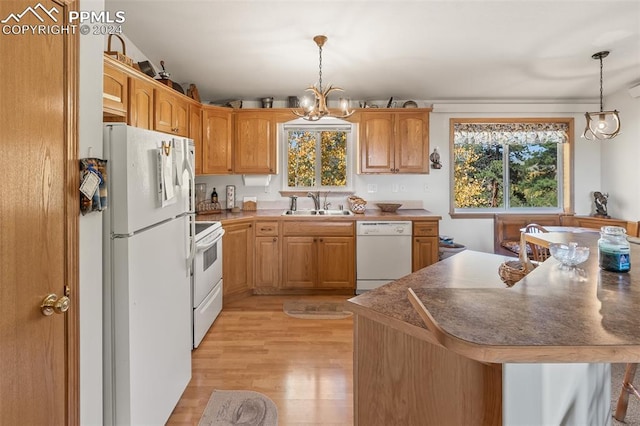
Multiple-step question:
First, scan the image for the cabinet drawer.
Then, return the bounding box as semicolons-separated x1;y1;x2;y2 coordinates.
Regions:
413;221;438;237
283;221;354;236
255;221;279;236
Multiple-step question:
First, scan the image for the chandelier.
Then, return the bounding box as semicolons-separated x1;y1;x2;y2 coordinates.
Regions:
293;35;353;121
582;51;620;140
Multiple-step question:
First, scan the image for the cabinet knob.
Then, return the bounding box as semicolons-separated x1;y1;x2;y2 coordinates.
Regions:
273;237;277;242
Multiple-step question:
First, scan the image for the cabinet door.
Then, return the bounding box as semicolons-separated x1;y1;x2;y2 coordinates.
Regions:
282;236;316;288
103;62;128;117
412;237;439;272
317;237;355;288
222;222;254;298
396;112;429;173
173;97;189;136
360;112;395;173
189;104;203;175
202;107;233;174
234;112;276;174
128;76;154;130
154;89;175;134
255;236;280;288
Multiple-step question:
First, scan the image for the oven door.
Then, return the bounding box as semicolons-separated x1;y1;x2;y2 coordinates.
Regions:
193;228;224;308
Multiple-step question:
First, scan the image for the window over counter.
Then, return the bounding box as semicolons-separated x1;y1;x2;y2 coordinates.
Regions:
450;118;574;217
281;117;355;191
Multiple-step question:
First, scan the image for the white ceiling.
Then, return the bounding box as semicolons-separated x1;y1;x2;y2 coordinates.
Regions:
105;0;640;104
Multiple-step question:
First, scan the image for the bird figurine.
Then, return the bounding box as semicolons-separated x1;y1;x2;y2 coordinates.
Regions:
430;147;442;169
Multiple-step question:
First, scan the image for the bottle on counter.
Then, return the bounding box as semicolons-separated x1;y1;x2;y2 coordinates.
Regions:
598;226;630;272
211;187;218;203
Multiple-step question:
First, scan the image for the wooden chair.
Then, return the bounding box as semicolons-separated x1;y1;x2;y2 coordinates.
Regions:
522;224;550;262
614;363;639;422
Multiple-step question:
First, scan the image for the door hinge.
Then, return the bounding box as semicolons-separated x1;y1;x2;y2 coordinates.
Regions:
64;286;70;297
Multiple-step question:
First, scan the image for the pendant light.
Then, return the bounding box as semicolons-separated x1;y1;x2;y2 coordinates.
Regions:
293;35;353;121
582;51;620;140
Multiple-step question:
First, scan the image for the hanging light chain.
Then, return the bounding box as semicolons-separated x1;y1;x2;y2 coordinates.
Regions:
599;54;604;112
318;43;323;93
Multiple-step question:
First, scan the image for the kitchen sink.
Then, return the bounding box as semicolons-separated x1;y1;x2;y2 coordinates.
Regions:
282;209;353;216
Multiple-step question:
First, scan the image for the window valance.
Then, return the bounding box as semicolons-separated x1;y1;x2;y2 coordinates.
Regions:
454;122;569;145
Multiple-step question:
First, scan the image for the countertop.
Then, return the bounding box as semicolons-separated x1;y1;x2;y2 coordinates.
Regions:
196;208;441;224
347;232;640;363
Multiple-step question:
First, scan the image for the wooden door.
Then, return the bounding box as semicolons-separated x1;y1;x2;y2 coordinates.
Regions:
316;237;355;288
412;237;439;272
222;222;254;298
103;61;128;117
202;107;233;174
154;89;175;133
188;104;203;175
396;112;429;173
0;1;79;424
360;112;395;173
234;112;276;174
282;237;316;288
128;75;154;130
254;236;280;288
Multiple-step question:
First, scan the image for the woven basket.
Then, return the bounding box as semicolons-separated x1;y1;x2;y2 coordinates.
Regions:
498;234;536;287
348;196;367;214
105;34;133;67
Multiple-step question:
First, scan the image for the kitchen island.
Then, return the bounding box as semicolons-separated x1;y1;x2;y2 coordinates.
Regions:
347;232;639;425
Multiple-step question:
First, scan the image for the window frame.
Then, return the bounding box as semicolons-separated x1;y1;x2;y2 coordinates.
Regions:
280;117;356;193
449;117;574;218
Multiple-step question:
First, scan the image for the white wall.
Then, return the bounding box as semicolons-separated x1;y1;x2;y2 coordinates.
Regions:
79;1;105;424
601;84;640;221
197;104;602;253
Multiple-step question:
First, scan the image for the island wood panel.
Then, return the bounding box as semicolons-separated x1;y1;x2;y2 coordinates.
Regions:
354;315;502;426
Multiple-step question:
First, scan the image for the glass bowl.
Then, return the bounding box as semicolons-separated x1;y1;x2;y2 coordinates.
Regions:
549;242;590;267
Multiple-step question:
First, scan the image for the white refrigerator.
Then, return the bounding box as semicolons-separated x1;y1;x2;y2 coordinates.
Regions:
103;124;194;426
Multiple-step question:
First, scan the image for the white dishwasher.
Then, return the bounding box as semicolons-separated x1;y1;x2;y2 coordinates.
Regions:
356;221;412;294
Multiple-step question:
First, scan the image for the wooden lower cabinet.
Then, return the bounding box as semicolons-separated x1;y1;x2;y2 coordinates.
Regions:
222;221;254;302
281;221;355;290
254;236;280;288
412;220;439;271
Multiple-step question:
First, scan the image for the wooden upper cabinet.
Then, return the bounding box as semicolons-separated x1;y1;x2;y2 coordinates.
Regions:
360;112;394;173
359;109;430;174
234;112;277;174
103;61;128;117
202;106;233;174
189;104;203;175
128;76;154;130
154;88;189;136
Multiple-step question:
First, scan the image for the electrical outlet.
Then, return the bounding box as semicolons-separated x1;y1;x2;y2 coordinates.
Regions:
392;184;399;193
367;184;377;193
400;185;407;192
423;184;429;192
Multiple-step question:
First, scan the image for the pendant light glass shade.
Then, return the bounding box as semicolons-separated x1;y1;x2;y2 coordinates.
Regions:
582;51;621;140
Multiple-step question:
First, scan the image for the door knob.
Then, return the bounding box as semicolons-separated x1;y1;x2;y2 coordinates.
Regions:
41;294;70;316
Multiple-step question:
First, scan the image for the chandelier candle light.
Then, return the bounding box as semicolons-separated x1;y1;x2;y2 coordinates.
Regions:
294;35;354;121
583;51;620;140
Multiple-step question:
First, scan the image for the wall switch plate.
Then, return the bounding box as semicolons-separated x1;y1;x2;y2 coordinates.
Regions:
392;184;399;193
367;184;377;193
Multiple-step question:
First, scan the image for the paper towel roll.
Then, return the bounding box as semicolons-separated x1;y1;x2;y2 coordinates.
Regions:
242;175;271;187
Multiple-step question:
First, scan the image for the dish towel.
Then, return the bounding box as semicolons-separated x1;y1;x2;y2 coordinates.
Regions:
79;158;108;215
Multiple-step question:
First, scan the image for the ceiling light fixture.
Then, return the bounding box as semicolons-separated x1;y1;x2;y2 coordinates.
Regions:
293;35;353;121
582;51;620;140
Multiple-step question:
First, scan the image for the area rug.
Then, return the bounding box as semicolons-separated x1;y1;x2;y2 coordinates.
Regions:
283;300;353;319
199;390;278;426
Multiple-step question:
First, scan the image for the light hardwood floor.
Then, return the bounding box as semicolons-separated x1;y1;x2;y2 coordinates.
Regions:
167;295;354;425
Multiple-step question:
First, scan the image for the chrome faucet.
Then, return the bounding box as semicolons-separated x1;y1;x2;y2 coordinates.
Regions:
289;195;298;211
307;191;320;210
322;192;331;210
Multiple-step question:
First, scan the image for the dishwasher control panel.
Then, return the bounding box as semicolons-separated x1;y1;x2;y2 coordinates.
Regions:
356;221;413;236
